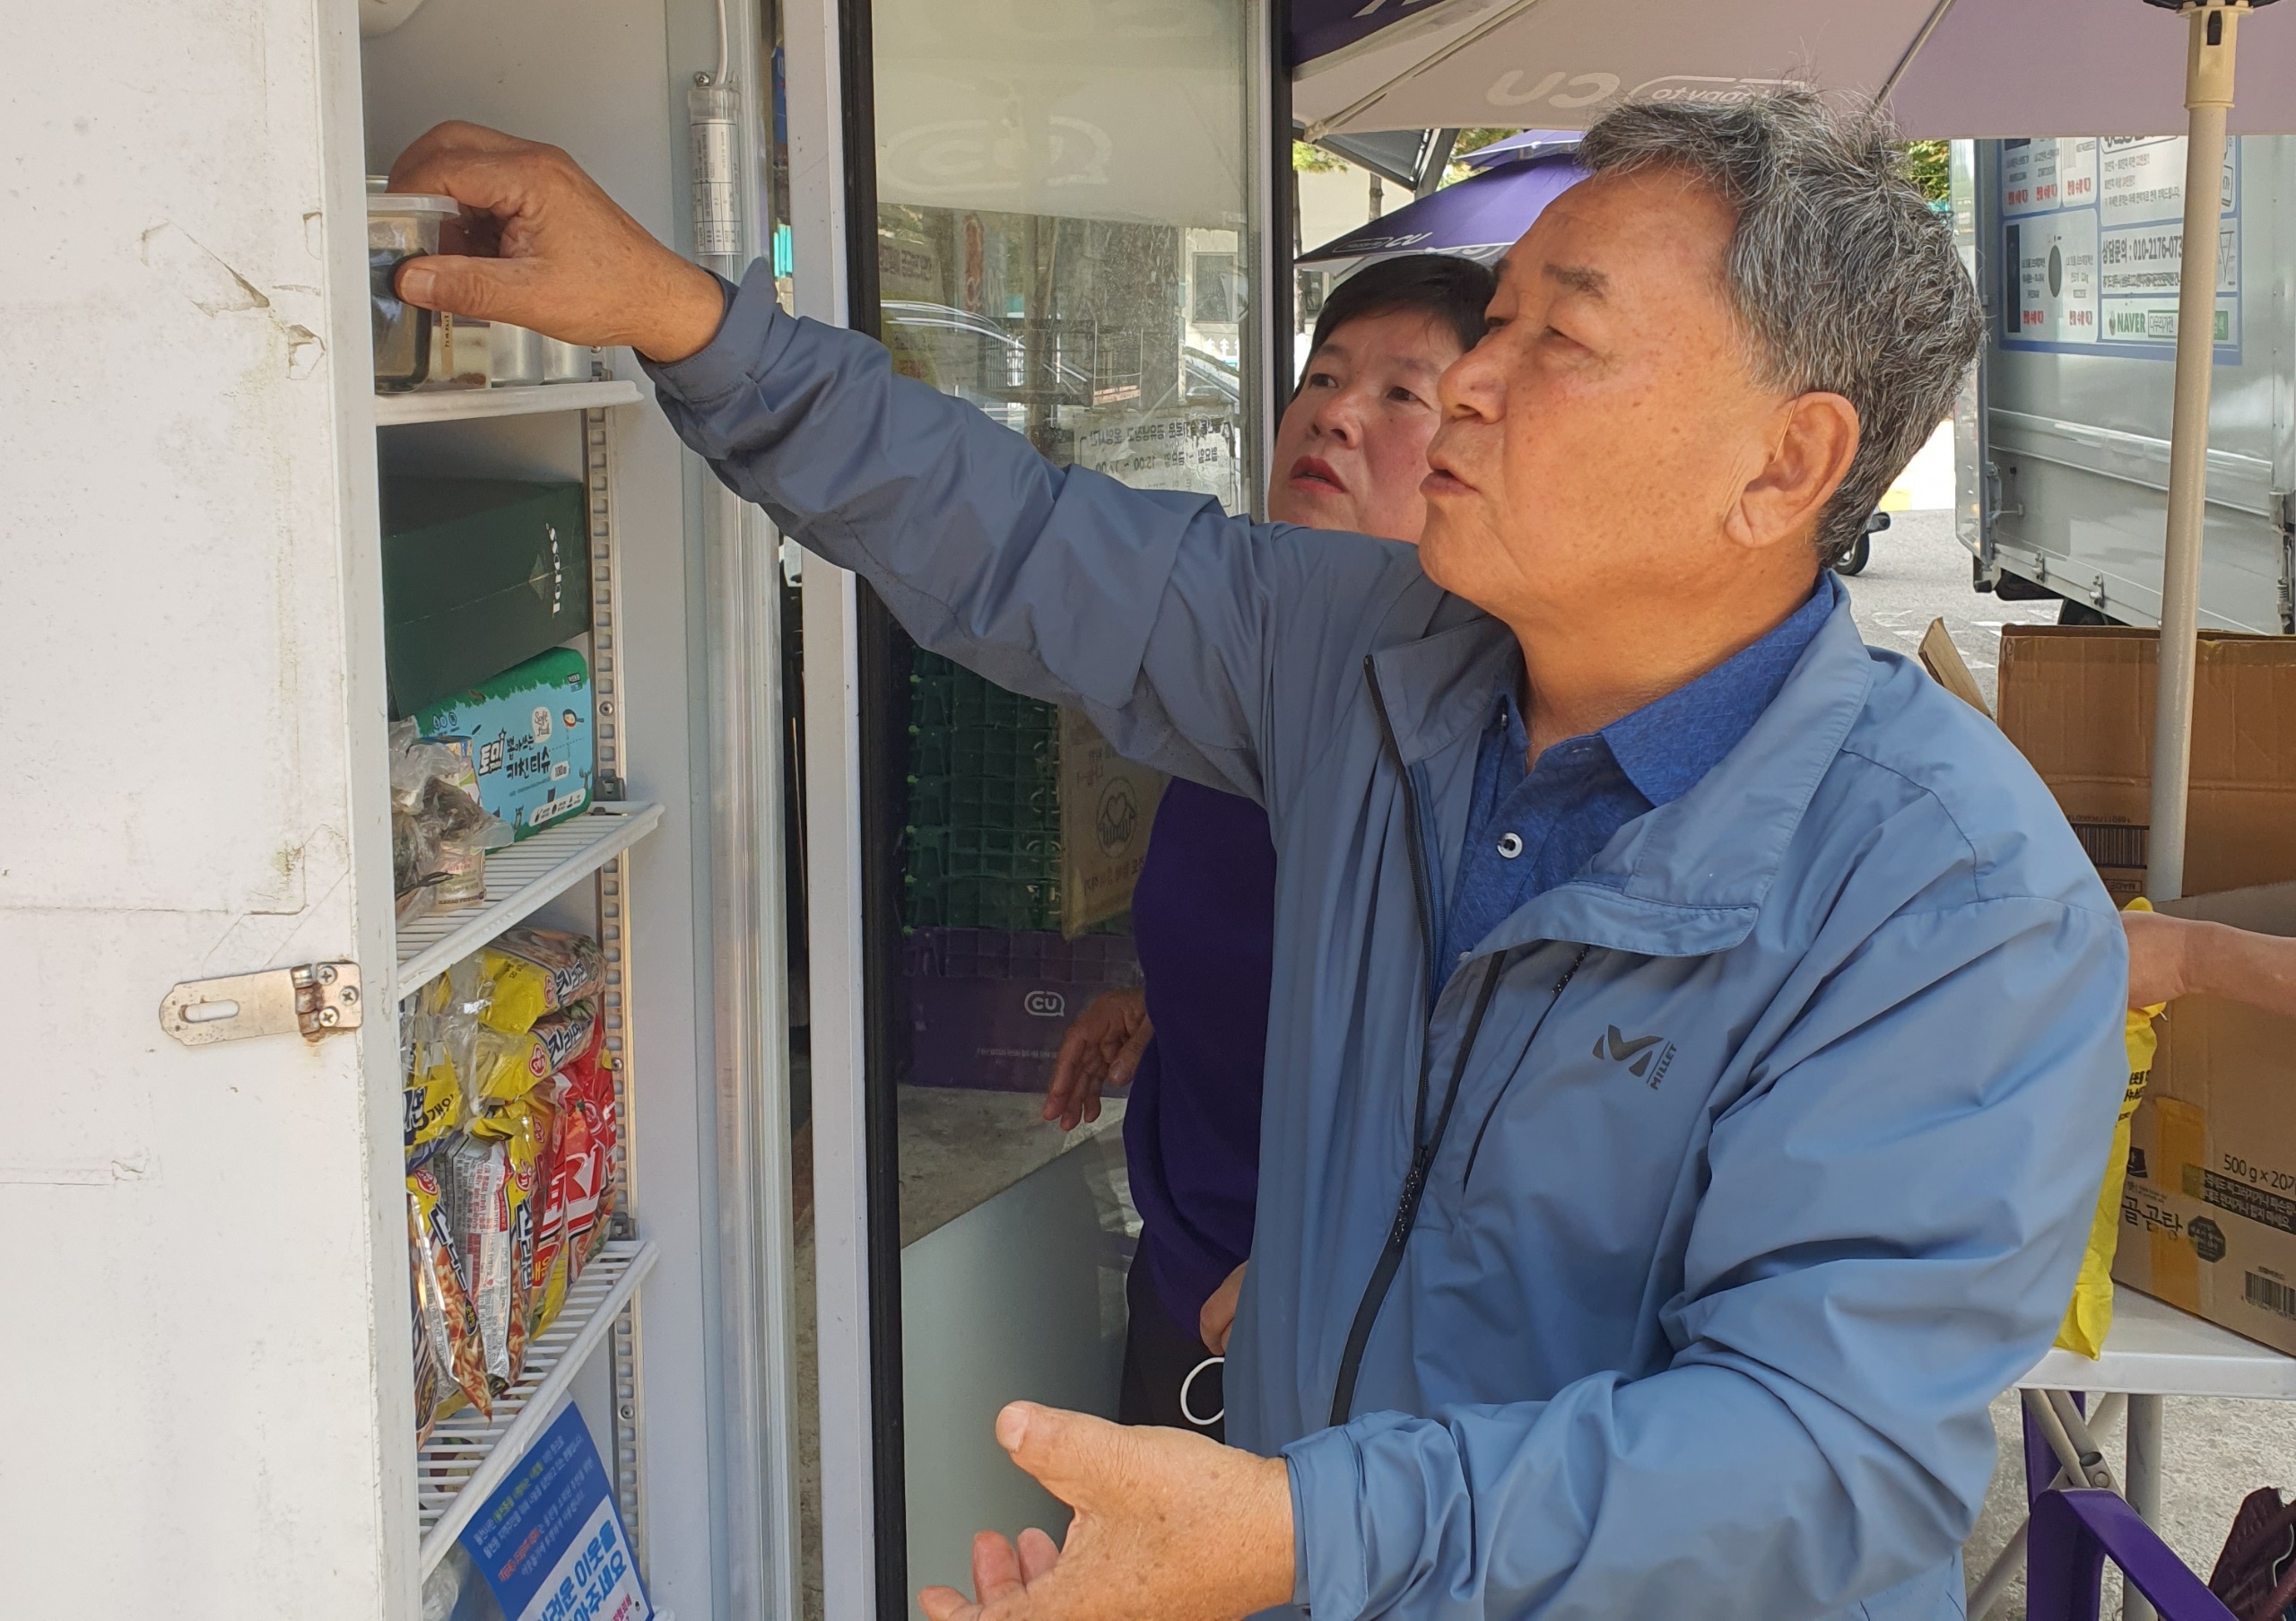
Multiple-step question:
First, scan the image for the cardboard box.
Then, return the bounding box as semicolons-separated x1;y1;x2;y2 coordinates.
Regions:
1057;708;1165;938
1996;626;2296;903
2113;881;2296;1355
381;476;590;717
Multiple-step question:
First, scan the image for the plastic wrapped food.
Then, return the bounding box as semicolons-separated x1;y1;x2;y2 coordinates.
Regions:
475;927;604;1034
391;723;511;912
402;976;469;1151
525;1086;570;1339
445;1134;520;1395
559;1034;621;1273
465;998;599;1111
546;1072;596;1291
407;1196;442;1446
409;1159;490;1420
471;1099;544;1381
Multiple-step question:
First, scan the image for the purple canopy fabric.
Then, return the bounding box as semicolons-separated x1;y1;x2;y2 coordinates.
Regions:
1457;128;1581;171
1289;0;2296;142
1298;153;1587;266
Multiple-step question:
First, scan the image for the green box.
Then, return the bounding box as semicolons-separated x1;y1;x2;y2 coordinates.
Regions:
380;476;590;716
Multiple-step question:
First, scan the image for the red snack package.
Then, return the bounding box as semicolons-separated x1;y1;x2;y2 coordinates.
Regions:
558;1039;621;1273
526;1086;570;1338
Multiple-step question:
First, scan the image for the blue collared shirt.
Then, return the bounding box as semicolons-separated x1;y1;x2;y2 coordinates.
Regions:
1442;573;1844;971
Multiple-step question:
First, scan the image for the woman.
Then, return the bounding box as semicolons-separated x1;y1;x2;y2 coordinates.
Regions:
1044;254;1499;1436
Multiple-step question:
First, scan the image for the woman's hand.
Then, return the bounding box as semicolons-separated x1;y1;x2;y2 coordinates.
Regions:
1045;989;1152;1132
1200;1264;1246;1355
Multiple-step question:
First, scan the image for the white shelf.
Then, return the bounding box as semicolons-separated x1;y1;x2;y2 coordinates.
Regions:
373;379;644;425
396;801;665;996
417;1238;659;1571
2021;1285;2296;1400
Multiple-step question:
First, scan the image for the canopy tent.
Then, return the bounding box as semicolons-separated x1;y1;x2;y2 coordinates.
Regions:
1298;151;1586;266
1456;128;1583;171
1288;0;2296;143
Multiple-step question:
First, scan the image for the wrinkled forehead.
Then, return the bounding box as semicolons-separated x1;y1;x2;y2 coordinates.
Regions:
1496;169;1735;306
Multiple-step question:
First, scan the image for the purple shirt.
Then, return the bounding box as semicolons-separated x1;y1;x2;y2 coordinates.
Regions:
1122;776;1277;1330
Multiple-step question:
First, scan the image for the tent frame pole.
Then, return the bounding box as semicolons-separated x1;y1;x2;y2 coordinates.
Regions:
2147;0;2246;905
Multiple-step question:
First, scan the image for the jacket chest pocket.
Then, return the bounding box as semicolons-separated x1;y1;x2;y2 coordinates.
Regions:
1443;968;1723;1248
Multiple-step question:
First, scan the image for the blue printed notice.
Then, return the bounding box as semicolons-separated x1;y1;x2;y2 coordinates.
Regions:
461;1404;650;1621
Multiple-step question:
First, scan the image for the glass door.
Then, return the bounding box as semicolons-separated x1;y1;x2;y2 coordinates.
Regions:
837;1;1270;1610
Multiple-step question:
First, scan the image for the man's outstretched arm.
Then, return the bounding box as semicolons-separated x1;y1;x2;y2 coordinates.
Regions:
387;122;1408;803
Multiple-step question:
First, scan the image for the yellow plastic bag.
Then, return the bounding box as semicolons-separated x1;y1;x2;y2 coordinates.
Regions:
2056;898;2165;1356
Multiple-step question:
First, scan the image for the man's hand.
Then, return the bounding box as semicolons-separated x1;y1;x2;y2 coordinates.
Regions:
918;1402;1294;1621
1200;1263;1246;1355
385;122;726;362
1044;989;1151;1132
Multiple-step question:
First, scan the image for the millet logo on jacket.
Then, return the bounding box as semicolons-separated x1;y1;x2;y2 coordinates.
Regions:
1594;1025;1677;1087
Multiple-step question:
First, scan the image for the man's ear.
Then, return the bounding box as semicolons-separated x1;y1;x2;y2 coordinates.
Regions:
1724;391;1861;553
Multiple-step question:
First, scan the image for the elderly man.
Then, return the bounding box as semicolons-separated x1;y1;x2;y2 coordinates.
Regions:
396;92;2126;1621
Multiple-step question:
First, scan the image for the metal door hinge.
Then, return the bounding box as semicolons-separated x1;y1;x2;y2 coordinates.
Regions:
160;961;364;1047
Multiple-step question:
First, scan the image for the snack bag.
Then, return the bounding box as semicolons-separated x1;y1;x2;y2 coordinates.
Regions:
465;999;599;1111
407;1197;443;1445
526;1086;570;1338
472;1094;544;1381
409;1158;491;1419
475;927;604;1034
559;1041;621;1273
402;978;466;1151
2056;898;2166;1357
550;1073;598;1289
446;1134;521;1395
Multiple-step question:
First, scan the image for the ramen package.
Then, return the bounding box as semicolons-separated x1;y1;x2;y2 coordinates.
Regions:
464;998;598;1111
408;1159;490;1420
407;1198;442;1446
475;927;604;1034
524;1086;570;1338
558;1035;621;1272
445;1134;524;1395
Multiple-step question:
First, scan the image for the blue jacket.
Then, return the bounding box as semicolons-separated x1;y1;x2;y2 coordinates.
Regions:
648;272;2129;1621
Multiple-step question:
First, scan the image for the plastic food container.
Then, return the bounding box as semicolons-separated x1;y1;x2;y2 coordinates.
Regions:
368;187;461;392
542;337;598;384
423;313;491;390
489;323;544;388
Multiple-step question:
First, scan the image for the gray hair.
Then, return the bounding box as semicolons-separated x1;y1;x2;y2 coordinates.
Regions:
1578;91;1980;569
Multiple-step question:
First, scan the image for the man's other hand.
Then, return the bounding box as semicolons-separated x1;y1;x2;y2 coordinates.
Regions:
1044;989;1150;1132
917;1402;1294;1621
1200;1263;1245;1355
386;122;726;362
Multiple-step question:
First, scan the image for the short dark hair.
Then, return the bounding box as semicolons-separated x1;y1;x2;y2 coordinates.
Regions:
1309;253;1496;362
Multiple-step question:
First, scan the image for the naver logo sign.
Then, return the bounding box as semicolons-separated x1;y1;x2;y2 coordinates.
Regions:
1593;1024;1677;1088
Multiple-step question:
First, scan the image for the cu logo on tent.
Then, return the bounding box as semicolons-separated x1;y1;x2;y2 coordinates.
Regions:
1024;989;1067;1018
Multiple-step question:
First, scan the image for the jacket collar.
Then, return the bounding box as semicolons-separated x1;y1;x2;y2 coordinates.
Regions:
1367;591;1875;961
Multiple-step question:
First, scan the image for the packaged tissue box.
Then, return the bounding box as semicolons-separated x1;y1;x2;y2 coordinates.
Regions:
413;647;595;839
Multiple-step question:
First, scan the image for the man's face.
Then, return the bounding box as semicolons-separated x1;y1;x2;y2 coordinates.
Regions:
1267;307;1464;544
1417;168;1787;625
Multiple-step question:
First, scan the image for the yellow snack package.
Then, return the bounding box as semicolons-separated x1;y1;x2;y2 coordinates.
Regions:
2056;898;2166;1357
464;1000;599;1109
403;980;466;1150
474;927;604;1035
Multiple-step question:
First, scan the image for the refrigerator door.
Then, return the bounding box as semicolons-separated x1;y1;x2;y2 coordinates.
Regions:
2;4;413;1616
794;2;1274;1615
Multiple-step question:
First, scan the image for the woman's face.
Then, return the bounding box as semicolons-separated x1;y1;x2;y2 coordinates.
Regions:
1266;305;1467;544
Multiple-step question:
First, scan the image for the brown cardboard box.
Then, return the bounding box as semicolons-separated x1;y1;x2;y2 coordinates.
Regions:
2113;882;2296;1355
1996;626;2296;903
1057;709;1166;938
